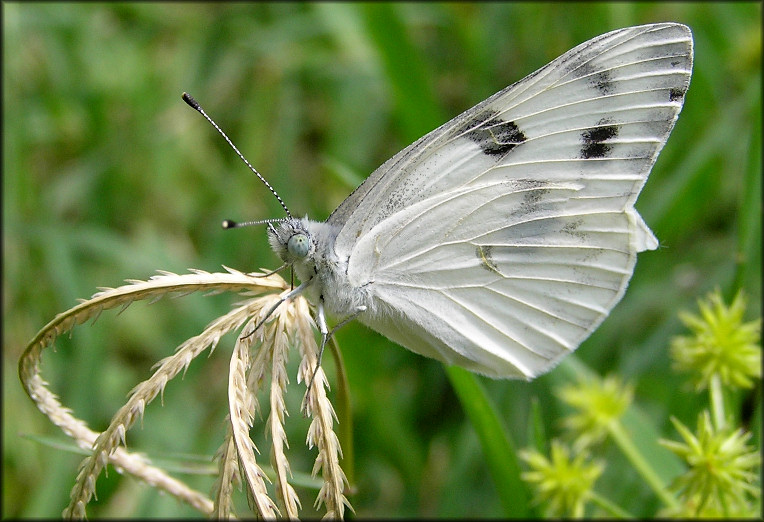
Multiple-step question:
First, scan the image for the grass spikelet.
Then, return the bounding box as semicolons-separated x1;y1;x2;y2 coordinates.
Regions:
211;431;240;518
293;298;352;518
269;303;302;518
228;311;279;518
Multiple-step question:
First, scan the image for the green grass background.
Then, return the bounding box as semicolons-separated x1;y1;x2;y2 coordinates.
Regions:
4;2;761;518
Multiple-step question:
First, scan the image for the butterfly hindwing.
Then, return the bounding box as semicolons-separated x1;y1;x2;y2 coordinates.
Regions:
348;178;648;377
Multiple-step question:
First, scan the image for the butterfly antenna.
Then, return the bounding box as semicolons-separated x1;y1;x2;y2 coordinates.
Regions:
182;92;292;218
221;218;284;229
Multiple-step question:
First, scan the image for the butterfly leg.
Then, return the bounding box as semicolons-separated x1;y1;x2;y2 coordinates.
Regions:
250;263;288;278
239;279;310;341
306;299;329;395
307;304;367;394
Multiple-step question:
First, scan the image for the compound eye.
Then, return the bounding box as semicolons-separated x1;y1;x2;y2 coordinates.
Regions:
287;233;310;258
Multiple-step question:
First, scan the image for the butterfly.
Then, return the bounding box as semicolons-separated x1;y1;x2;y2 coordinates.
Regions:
188;22;693;380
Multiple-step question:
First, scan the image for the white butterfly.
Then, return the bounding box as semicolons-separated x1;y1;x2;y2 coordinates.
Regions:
194;23;694;380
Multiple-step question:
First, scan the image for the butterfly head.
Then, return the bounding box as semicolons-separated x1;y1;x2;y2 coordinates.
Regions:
268;218;315;265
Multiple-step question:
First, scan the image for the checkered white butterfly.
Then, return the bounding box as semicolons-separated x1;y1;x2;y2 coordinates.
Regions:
186;22;693;379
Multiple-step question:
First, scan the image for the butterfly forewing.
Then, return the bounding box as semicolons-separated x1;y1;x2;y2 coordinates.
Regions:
329;24;691;245
325;23;692;378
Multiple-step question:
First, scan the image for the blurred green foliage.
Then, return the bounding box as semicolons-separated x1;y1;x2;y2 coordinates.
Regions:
4;2;760;518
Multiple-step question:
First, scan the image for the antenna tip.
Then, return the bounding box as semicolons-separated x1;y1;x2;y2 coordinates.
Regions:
182;92;200;110
222;219;237;229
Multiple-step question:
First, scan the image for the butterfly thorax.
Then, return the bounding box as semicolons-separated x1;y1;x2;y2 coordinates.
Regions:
268;217;370;318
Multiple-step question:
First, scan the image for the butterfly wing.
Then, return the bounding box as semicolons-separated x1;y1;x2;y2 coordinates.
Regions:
329;23;693;378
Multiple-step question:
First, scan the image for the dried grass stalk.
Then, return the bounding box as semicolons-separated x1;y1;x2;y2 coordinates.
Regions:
18;269;285;517
20;267;354;519
64;294;279;517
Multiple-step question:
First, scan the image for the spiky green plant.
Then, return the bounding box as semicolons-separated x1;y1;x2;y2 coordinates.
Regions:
519;440;604;518
519;289;761;518
660;411;760;517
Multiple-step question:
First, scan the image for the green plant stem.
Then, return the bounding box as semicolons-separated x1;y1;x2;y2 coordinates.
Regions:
607;421;681;511
588;490;634;518
709;373;726;431
329;336;355;491
446;366;531;517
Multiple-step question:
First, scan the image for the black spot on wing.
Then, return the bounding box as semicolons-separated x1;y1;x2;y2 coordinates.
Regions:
580;119;619;159
457;110;527;157
669;87;686;102
584;125;618;143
